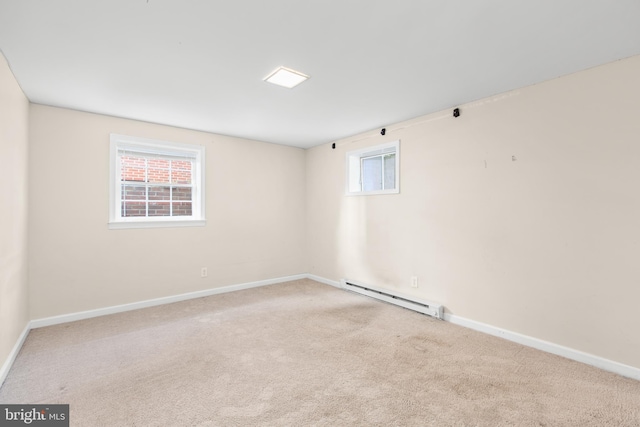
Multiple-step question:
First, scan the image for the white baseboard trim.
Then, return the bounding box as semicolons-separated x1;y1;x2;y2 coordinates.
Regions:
0;323;30;388
4;273;638;388
4;275;308;385
306;274;341;288
30;274;307;329
444;313;640;381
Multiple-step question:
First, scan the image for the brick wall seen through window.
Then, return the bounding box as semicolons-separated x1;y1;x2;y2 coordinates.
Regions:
120;155;193;217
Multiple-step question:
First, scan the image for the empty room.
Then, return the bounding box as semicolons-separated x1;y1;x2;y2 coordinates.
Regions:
1;1;639;425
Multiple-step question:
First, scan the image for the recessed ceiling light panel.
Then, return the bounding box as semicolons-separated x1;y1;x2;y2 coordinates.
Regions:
264;66;309;88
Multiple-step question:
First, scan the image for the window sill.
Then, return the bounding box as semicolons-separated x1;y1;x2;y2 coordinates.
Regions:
108;219;206;230
345;189;400;196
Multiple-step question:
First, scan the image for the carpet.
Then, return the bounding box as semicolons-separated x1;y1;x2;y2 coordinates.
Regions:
1;279;638;426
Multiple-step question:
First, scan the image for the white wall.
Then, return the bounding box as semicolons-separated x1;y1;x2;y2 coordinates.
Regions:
0;54;29;368
306;55;640;369
28;105;307;319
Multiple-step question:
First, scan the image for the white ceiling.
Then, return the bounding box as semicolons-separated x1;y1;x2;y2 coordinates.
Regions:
1;1;639;149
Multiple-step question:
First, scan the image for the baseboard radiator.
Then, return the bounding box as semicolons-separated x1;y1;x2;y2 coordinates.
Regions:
341;279;444;320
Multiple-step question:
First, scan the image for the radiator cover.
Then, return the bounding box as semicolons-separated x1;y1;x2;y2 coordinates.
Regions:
342;279;444;320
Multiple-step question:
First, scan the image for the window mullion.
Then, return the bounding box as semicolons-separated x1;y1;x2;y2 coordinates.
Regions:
144;158;149;217
169;161;173;217
381;154;386;190
360;157;365;192
190;159;197;215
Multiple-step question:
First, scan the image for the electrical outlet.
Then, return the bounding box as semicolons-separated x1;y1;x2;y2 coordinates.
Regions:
201;267;208;278
410;276;418;288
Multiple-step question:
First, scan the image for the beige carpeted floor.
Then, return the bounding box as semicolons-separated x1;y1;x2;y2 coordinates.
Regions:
1;279;639;426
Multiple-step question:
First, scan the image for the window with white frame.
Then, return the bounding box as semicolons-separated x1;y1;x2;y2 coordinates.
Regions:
109;134;205;229
346;140;399;195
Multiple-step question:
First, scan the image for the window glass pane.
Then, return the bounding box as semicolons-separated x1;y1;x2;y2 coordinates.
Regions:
122;201;146;217
362;156;383;191
121;155;146;182
122;184;146;201
171;160;192;184
149;186;170;201
384;153;395;190
172;202;193;216
148;202;171;217
147;159;170;184
172;187;192;201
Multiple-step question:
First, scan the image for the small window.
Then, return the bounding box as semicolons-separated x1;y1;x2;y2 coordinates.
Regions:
109;134;205;229
346;140;399;195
